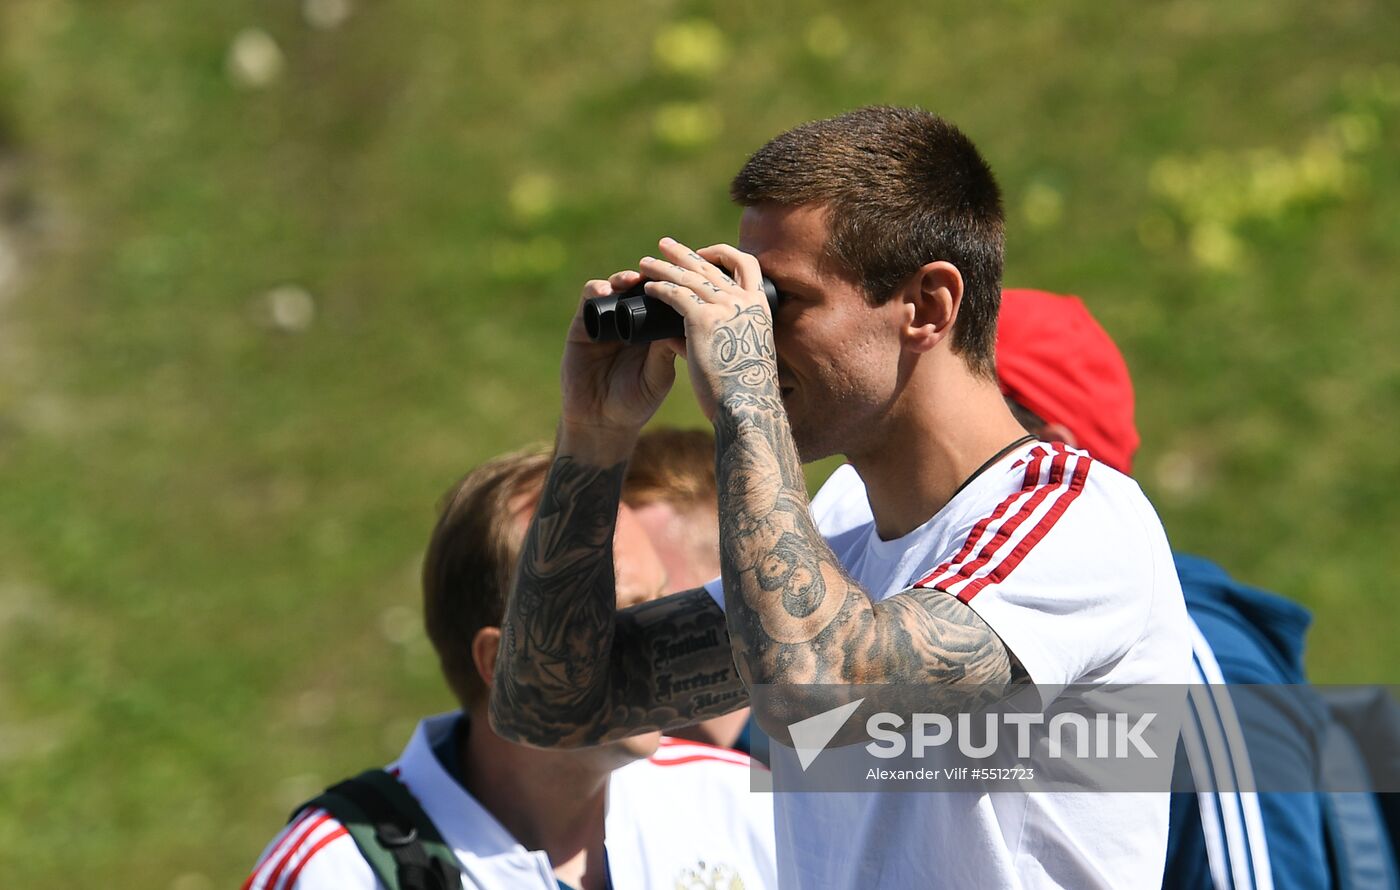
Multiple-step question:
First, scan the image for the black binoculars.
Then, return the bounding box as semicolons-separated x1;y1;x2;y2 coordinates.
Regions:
583;277;779;344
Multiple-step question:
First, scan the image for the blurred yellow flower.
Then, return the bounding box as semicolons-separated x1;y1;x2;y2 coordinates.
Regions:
653;19;727;79
1022;181;1064;230
1147;102;1382;270
804;15;850;61
1189;222;1242;271
1297;136;1350;196
508;173;559;225
1329;112;1380;154
652;101;723;150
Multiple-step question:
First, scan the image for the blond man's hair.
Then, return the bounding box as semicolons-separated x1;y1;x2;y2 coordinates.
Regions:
623;428;718;510
624;428;721;584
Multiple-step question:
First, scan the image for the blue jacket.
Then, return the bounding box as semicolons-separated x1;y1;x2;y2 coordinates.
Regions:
1165;554;1396;890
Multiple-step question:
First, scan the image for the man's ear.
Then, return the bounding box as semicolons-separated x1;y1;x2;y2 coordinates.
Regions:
1041;422;1079;449
471;627;502;690
901;261;964;354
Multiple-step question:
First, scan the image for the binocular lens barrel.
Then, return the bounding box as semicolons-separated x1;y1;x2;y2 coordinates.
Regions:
582;293;621;342
615;294;683;343
584;276;778;345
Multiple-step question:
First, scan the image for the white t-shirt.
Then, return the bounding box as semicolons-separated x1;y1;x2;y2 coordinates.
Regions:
705;441;1193;889
244;713;777;889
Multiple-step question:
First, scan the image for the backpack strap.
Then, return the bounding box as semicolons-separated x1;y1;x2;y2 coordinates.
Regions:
292;769;460;890
1319;727;1399;890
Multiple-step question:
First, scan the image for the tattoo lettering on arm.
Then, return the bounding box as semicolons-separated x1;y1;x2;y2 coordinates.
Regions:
490;455;748;747
610;588;750;733
708;304;1027;717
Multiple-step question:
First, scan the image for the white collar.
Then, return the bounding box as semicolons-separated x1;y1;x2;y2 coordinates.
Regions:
391;711;559;886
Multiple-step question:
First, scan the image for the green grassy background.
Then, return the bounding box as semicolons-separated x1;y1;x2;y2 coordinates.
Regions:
0;0;1396;884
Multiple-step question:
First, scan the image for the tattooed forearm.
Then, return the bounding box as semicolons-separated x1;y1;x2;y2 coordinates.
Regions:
490;454;748;748
495;585;749;746
710;304;1025;710
491;454;628;746
609;589;750;734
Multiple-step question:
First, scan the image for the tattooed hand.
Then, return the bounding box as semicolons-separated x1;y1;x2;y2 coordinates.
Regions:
560;274;680;455
635;238;779;422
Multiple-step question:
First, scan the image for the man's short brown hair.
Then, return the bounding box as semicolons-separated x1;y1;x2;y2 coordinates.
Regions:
421;446;551;710
730;105;1004;378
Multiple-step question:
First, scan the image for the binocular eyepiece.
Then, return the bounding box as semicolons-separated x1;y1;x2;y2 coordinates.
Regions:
584;277;779;344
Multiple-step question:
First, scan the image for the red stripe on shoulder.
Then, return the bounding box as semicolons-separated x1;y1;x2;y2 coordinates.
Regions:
649;753;753;768
659;736;745;753
957;448;1092;602
252;808;319;876
256;811;329;890
915;448;1050;587
655;737;771;771
281;826;351;888
913;446;1054;590
933;449;1071;591
653;739;751;765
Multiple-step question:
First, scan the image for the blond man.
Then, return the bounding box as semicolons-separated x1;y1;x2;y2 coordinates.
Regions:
245;447;775;890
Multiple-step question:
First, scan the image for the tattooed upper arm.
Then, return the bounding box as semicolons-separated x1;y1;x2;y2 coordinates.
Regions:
866;586;1028;693
731;571;1030;745
750;585;1030;748
734;564;1026;703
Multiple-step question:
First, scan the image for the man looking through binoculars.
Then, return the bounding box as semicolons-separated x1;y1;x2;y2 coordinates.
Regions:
491;106;1193;889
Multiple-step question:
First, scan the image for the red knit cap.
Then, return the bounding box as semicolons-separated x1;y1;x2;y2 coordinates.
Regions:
996;289;1140;475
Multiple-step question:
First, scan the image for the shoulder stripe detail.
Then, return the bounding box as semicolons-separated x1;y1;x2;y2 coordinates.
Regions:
246;810;327;890
266;812;333;890
935;448;1070;591
956;450;1090;601
654;740;752;765
649;752;752;768
658;737;750;758
254;808;320;873
653;737;770;772
915;445;1091;602
1010;441;1052;474
280;826;351;889
922;446;1051;584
